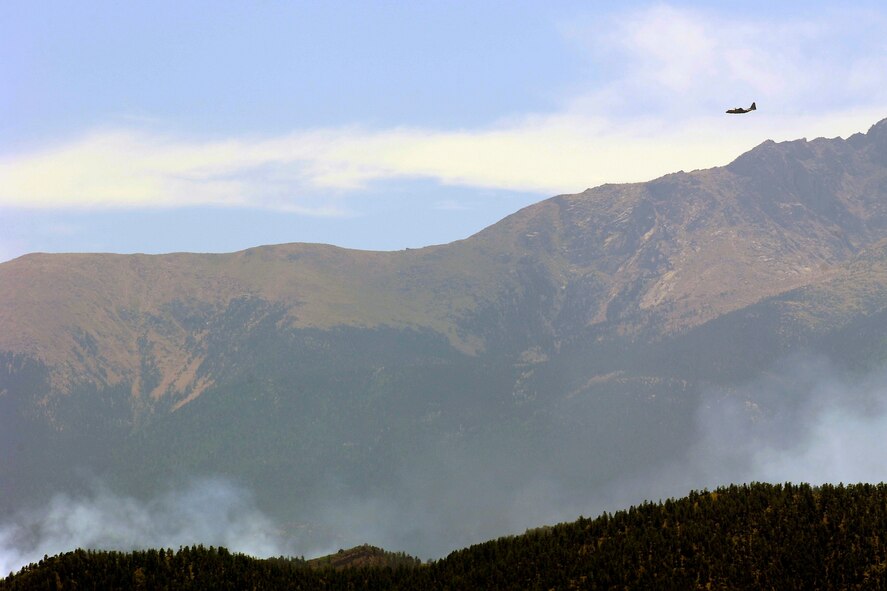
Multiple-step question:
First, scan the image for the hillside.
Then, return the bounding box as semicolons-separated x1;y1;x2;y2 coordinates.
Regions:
305;545;422;570
4;119;887;402
5;483;887;590
2;118;887;557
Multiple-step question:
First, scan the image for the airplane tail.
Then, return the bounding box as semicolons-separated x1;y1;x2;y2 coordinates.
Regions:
750;102;757;110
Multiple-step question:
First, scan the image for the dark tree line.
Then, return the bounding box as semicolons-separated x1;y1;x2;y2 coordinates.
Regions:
5;483;887;590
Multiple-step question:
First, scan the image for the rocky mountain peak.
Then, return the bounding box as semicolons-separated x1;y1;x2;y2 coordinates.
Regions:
2;118;887;402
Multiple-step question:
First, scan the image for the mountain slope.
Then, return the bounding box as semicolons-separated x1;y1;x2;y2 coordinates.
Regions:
2;118;887;555
4;119;887;403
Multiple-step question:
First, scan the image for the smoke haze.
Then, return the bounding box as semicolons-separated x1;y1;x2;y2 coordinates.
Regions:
4;354;887;576
690;354;887;487
0;478;292;576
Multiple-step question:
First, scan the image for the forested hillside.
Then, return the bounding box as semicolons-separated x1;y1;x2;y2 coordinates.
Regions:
6;483;887;590
4;121;887;558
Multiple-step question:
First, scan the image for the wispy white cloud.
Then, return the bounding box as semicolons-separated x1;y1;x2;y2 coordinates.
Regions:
0;129;358;214
1;4;884;212
566;4;887;116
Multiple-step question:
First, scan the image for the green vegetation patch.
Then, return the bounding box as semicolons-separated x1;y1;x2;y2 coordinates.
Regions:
6;482;887;590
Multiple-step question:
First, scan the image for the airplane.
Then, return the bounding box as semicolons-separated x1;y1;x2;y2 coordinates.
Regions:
726;102;756;114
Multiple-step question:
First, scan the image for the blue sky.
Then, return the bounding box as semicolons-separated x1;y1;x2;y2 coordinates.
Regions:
2;1;886;261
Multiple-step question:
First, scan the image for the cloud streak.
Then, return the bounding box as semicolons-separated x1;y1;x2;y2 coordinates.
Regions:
1;4;885;213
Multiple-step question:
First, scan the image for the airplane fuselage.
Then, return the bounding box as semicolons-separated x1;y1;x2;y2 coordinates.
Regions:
726;101;756;114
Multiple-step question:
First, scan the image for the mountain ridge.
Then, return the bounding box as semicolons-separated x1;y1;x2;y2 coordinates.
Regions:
3;117;887;556
5;118;886;404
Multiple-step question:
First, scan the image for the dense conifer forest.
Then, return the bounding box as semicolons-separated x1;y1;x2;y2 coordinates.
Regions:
5;482;887;590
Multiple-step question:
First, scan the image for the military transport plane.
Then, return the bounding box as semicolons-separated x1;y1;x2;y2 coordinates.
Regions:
726;102;756;114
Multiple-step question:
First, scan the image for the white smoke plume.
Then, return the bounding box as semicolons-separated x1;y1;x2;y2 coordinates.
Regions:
4;354;887;577
690;354;887;486
0;477;292;577
596;354;887;513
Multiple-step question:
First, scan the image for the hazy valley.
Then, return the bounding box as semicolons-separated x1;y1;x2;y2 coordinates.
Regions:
3;117;887;568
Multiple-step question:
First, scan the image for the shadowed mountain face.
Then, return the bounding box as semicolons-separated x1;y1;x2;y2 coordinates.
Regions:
2;118;887;556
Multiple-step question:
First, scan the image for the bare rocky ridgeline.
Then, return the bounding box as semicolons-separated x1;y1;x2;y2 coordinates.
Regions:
2;118;887;557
